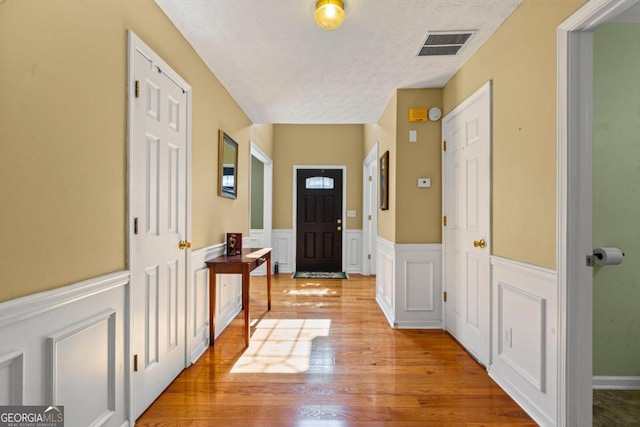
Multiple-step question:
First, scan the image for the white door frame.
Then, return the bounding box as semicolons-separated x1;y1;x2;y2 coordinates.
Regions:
557;1;637;425
250;141;273;272
126;31;192;422
362;143;378;276
250;142;273;244
292;165;347;273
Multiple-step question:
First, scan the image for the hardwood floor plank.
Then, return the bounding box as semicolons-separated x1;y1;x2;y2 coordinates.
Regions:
136;274;534;426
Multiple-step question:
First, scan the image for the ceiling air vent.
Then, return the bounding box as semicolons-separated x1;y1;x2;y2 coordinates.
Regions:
418;31;476;56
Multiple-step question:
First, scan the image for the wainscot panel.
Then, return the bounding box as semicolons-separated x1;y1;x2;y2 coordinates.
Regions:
191;244;241;357
0;271;129;427
376;237;395;327
375;239;442;329
345;230;363;274
395;244;442;328
272;229;294;274
489;256;558;427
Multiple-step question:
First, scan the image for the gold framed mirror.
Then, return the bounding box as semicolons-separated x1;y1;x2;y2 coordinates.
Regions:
218;130;238;199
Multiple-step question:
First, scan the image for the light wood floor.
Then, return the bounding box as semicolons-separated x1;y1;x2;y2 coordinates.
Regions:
137;274;535;426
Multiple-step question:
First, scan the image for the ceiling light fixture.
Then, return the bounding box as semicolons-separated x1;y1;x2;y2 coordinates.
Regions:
314;0;346;30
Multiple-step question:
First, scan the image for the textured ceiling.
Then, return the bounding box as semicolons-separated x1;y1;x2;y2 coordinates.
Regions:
154;0;522;124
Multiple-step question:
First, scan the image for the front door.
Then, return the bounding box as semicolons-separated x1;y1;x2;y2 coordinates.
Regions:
129;34;189;419
296;169;343;272
442;82;491;366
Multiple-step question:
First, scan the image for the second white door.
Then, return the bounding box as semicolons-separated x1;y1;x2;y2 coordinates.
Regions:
442;81;491;366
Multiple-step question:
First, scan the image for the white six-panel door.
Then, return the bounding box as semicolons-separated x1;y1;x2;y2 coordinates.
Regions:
129;33;190;419
442;81;491;366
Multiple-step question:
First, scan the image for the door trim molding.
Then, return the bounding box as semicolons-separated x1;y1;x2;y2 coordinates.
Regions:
292;165;347;273
126;30;192;422
557;1;637;425
250;141;273;251
362;143;378;276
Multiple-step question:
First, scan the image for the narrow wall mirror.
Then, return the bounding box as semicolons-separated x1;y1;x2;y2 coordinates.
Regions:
218;130;238;199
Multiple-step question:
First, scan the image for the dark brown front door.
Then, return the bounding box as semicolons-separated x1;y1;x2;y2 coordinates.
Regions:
296;169;343;272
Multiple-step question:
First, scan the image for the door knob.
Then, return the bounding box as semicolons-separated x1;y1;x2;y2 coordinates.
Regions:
473;239;486;249
337;219;342;224
179;240;192;250
337;226;342;231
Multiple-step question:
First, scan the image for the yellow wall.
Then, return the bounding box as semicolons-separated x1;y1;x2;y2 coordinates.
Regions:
442;0;587;268
396;89;442;243
375;92;398;242
272;125;364;230
0;0;269;301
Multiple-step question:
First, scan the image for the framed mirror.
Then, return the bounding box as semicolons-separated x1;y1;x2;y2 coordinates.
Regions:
218;130;238;199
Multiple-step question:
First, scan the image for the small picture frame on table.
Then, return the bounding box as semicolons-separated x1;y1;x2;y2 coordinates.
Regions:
226;233;242;256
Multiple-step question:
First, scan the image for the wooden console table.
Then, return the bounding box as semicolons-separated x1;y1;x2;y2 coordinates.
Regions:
205;248;272;347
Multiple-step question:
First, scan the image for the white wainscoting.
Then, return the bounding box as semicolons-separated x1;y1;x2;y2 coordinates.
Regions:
272;229;294;274
272;229;362;275
249;229;268;275
376;237;395;326
0;271;129;427
190;244;241;360
375;238;442;329
489;256;558;427
344;230;362;274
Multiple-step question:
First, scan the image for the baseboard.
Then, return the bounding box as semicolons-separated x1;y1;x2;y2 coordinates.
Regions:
375;294;394;328
393;319;442;329
489;366;556;427
593;376;640;390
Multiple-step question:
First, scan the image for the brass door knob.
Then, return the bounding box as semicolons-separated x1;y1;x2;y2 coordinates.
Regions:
337;219;342;224
179;240;192;250
337;226;342;231
473;239;486;249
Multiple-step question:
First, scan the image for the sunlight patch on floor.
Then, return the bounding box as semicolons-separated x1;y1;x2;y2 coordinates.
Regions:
231;319;331;374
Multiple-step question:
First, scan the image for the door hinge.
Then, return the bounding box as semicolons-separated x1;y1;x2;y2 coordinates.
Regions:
368;215;372;220
443;140;447;152
368;254;371;260
135;80;140;98
443;216;447;227
369;175;372;181
134;217;139;235
133;354;139;372
443;291;447;302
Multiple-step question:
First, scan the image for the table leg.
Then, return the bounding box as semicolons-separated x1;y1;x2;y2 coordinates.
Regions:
209;267;216;346
242;264;250;347
266;256;272;311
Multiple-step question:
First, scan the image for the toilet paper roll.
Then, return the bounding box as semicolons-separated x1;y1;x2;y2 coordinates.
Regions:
593;247;625;265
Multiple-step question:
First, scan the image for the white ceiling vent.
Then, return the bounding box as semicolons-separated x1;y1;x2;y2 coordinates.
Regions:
418;31;476;56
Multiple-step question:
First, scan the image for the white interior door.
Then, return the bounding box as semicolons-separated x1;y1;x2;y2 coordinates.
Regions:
443;82;491;366
129;34;189;419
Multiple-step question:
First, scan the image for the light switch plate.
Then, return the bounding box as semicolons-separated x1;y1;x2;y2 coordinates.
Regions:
409;130;417;143
347;210;357;217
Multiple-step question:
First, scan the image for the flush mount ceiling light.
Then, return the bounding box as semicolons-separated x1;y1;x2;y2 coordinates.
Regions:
314;0;346;30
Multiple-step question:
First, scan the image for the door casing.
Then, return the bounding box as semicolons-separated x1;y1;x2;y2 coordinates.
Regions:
362;144;378;276
557;1;638;425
